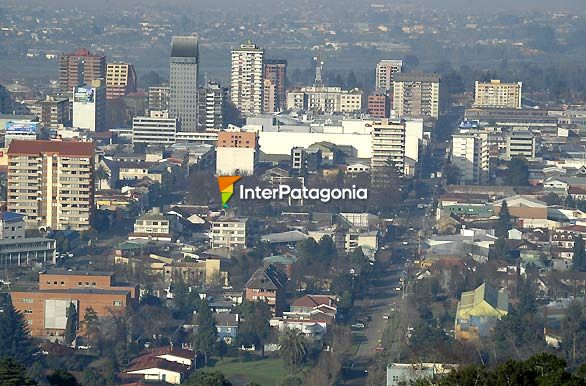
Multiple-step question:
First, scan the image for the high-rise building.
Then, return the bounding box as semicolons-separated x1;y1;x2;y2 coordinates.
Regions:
170;36;199;132
375;60;403;92
368;91;390;119
231;42;264;116
132;111;179;145
371;118;423;177
474;80;522;109
148;86;170;113
7;140;95;231
451;132;490;185
59;48;106;94
72;79;106;131
263;59;287;112
32;96;70;128
393;73;440;120
197;81;228;131
106;63;137;100
216;131;259;176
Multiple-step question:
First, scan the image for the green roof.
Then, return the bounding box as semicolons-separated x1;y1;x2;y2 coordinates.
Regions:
456;282;509;320
262;254;297;265
117;241;143;251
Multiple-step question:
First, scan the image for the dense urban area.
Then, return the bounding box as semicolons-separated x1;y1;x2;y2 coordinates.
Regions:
1;0;586;385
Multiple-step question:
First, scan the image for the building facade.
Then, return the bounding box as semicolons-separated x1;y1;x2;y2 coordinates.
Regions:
170;36;199;132
375;59;403;92
0;211;25;240
72;79;106;131
286;87;362;113
216;131;259;176
474;80;522;109
106;62;137;100
132;111;178;145
393;73;440;120
244;264;287;316
59;48;106;94
263;59;287;112
451;132;490;185
368;91;390;119
7;140;95;231
231;42;264;115
505;129;536;159
148;86;170;113
197;81;227;130
33;96;70;128
371;118;423;176
210;217;248;250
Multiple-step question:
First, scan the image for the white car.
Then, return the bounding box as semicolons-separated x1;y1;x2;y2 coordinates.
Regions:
351;323;365;329
395;287;402;291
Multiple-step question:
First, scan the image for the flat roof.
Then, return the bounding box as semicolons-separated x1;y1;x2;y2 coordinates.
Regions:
41;270;114;277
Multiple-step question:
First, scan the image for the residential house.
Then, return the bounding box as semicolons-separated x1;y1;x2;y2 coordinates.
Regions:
129;208;172;242
244;264;288;316
213;313;239;344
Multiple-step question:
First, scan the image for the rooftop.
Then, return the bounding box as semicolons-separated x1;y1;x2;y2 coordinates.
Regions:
8;140;94;157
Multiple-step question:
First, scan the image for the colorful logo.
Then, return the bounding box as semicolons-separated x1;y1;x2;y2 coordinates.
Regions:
217;176;241;208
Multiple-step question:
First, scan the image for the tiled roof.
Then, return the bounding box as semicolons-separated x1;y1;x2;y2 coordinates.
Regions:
8;140;94;157
245;264;287;290
147;346;195;360
126;356;188;374
292;294;337;309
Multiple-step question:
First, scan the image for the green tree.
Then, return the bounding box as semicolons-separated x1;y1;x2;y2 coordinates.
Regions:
95;164;110;190
572;236;586;272
279;328;309;375
64;303;78;346
496;200;512;238
0;358;38;386
193;300;217;365
47;369;81;386
235;300;272;356
183;371;232;386
81;306;99;346
505;158;530;186
0;298;37;363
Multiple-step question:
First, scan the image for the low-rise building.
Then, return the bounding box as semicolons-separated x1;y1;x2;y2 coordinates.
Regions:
244;264;288;316
129;208;171;242
387;363;458;386
0;237;56;266
0;211;26;240
210;217;248;250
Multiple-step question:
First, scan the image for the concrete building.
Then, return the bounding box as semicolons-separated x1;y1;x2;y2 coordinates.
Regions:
474;80;522;109
216;131;259;176
129;208;171;241
387;363;457;386
197;81;227;130
0;211;25;240
368;91;390;119
148;86;170;113
505;128;536;159
210;216;248;250
291;147;322;174
263;59;287;112
286;86;362;113
0;237;56;267
244;264;287;316
7;140;95;231
371;118;423;176
170;36;199;132
58;48;106;94
32;96;70;128
106;62;137;100
393;73;440;120
4;120;39;146
375;59;403;92
451;131;490;185
132;111;178;145
231;42;264;115
11;270;137;338
72;79;106;131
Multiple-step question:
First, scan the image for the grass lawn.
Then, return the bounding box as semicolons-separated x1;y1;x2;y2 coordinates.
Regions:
205;357;291;386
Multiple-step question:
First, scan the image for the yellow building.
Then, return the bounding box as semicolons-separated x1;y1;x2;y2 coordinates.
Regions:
106;63;137;99
474;80;522;109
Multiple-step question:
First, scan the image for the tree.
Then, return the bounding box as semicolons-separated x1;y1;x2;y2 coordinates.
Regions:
278;328;309;375
235;300;272;356
47;370;81;386
0;297;37;363
95;164;110;190
572;236;586;272
0;358;38;386
81;307;99;345
505;158;530;186
193;300;217;365
64;303;78;346
495;200;512;238
183;371;232;386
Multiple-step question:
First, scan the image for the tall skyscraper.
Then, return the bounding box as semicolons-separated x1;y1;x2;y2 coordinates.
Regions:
59;48;106;94
170;36;199;132
263;59;287;112
7;140;95;231
474;80;522;109
231;42;264;116
375;60;403;93
393;73;440;120
72;79;106;131
197;81;228;131
106;63;137;99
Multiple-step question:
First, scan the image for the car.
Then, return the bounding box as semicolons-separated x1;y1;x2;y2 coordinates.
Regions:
395;287;402;291
372;346;385;352
402;241;409;245
351;323;365;329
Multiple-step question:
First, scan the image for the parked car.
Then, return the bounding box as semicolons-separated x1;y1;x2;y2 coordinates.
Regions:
351;323;365;329
372;346;385;352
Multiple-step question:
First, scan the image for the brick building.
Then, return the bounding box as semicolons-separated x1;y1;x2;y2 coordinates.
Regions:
244;264;287;316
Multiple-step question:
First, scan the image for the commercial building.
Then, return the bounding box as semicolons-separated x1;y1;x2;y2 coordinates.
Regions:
371;118;424;176
244;264;287;316
0;211;26;240
451;131;490;185
216;131;259;176
72;79;106;131
210;216;248;250
106;62;137;99
148;86;170;113
32;96;70;128
263;59;287;112
11;270;137;337
7;140;95;231
197;81;227;130
393;73;440;119
387;363;457;386
474;80;522;109
58;48;106;94
375;59;403;92
505;128;536;159
464;108;558;127
286;86;362;113
170;36;199;132
0;237;56;267
231;42;264;115
368;91;390;119
4;120;39;146
132;111;178;145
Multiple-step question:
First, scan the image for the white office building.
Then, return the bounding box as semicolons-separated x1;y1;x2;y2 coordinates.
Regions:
371;118;424;176
505;128;536;159
72;79;106;131
452;131;490;185
132;111;178;145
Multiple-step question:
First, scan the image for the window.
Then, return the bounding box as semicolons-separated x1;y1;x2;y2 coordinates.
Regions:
25;310;33;314
113;301;123;307
22;298;33;303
